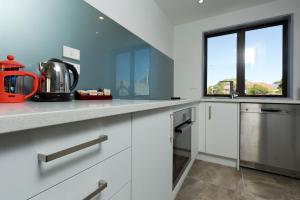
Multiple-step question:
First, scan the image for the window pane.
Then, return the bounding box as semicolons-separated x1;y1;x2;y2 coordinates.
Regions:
134;48;150;96
207;33;237;95
116;52;131;97
245;25;283;96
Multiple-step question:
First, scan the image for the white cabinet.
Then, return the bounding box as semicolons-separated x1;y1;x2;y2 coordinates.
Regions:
31;149;131;200
198;103;206;153
191;106;199;160
132;109;173;200
205;103;239;159
0;114;131;200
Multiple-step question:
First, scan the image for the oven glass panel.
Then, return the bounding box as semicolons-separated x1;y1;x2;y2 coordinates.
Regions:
173;120;192;188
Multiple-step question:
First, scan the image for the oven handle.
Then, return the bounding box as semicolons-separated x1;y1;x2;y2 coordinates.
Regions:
175;120;192;133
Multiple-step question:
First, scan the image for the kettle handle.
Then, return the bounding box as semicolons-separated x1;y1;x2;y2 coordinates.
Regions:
23;72;39;100
65;62;79;91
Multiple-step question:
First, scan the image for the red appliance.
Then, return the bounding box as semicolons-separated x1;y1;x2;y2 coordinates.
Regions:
0;55;38;103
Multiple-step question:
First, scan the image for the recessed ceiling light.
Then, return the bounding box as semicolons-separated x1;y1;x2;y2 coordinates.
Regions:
198;0;204;4
98;16;105;20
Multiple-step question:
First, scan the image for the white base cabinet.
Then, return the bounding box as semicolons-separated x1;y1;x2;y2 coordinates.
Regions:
132;109;173;200
205;102;239;159
198;103;206;153
31;149;131;200
0;104;200;200
0;114;131;200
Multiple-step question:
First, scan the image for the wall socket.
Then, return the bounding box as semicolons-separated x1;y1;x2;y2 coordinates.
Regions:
63;45;80;61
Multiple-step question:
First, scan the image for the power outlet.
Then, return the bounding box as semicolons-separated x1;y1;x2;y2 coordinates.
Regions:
63;46;80;61
65;61;80;75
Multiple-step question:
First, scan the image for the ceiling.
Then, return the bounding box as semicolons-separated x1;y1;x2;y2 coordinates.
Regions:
154;0;278;25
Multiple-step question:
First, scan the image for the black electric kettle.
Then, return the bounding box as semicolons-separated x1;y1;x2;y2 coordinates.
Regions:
35;58;79;101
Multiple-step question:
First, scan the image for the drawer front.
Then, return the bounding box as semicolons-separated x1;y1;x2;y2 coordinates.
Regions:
0;114;131;200
110;183;131;200
31;148;131;200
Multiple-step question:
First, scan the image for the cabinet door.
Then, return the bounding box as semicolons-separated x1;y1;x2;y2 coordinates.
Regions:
205;103;238;159
198;103;206;153
191;106;199;160
132;109;172;200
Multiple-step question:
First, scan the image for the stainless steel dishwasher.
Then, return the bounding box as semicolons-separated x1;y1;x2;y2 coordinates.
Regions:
240;103;300;178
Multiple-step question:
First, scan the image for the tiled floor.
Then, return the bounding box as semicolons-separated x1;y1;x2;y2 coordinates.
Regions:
176;160;300;200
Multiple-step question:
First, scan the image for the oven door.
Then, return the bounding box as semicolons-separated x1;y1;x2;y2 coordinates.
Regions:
173;120;192;189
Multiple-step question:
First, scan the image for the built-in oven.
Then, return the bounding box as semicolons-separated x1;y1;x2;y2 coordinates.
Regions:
173;108;192;189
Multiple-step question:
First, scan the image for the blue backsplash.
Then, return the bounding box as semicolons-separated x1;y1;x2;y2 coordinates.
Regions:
0;0;174;100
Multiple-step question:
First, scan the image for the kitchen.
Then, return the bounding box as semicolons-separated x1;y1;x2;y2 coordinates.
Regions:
0;0;299;200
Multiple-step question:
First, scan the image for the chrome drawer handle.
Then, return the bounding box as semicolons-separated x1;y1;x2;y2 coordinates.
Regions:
38;135;108;163
84;180;108;200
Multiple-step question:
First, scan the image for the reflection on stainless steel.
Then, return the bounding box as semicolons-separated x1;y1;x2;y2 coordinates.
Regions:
173;108;192;189
39;59;77;93
35;59;79;101
39;59;78;93
240;103;300;178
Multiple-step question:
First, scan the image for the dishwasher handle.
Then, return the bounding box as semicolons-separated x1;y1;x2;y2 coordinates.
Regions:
261;108;283;113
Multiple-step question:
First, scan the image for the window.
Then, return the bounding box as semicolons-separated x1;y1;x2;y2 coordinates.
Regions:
204;19;289;97
116;52;131;97
207;33;237;95
134;48;150;96
115;46;150;98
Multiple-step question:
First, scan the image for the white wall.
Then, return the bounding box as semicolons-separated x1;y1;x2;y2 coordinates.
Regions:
174;0;300;99
85;0;174;59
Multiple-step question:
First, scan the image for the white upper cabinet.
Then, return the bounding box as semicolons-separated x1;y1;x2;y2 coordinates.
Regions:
205;102;239;159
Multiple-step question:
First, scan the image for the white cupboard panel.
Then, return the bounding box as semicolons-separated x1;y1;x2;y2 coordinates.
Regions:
191;106;199;160
198;103;206;153
31;149;131;200
0;114;131;200
132;109;172;200
205;103;238;159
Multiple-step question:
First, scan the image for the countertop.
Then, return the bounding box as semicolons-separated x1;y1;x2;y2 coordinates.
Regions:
2;97;300;135
200;98;300;104
0;99;199;134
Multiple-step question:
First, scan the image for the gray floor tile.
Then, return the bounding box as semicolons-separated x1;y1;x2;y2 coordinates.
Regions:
176;160;300;200
187;160;243;191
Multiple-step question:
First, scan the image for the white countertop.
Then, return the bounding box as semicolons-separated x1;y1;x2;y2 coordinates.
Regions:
0;99;199;134
200;98;300;104
2;97;300;135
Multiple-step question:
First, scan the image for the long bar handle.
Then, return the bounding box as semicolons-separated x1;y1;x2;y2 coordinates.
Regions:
38;135;108;163
261;108;282;113
83;180;108;200
208;106;212;120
